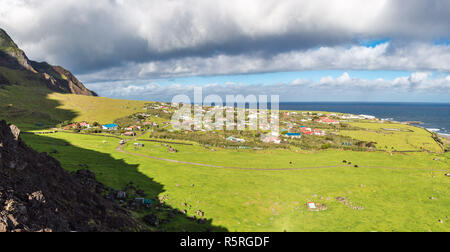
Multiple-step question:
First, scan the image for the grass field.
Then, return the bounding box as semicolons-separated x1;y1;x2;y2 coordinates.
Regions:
123;137;447;170
48;93;149;124
22;132;450;232
339;122;443;153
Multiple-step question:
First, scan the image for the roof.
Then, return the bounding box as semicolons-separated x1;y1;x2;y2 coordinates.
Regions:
318;117;338;123
286;133;301;136
103;124;118;128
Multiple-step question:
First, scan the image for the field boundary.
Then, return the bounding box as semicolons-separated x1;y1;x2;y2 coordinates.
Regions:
136;139;194;146
117;142;450;173
28;130;449;173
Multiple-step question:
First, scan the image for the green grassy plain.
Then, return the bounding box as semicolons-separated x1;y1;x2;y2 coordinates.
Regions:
339;122;443;153
22;132;450;232
124;137;446;170
48;93;149;124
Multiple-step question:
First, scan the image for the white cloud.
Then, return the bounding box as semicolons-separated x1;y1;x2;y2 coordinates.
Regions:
79;42;450;82
86;72;450;102
0;0;449;78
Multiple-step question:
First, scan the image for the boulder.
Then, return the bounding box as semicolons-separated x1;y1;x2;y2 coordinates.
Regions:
9;125;20;141
142;214;159;227
117;191;127;199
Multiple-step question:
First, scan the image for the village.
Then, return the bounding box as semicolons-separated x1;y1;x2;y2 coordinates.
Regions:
56;102;387;152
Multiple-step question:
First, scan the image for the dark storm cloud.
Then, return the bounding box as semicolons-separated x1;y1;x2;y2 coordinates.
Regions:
0;0;449;78
380;0;450;40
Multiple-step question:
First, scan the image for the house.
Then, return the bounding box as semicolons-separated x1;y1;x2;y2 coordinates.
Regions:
300;127;313;135
65;123;77;129
285;133;302;138
358;114;376;120
125;125;142;131
226;136;246;143
262;135;281;144
313;129;326;136
124;131;136;136
79;122;90;128
316;117;339;125
102;124;119;130
340;114;360;120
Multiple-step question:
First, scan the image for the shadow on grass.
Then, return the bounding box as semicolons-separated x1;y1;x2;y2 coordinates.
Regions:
21;133;228;232
0;67;80;130
1;67;228;231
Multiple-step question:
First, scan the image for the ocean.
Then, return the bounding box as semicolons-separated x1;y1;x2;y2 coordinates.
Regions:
278;102;450;135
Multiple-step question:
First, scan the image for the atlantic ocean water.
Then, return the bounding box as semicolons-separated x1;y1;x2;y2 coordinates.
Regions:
278;102;450;135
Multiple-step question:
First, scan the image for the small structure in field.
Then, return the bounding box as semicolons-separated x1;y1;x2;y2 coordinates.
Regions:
135;198;153;206
134;143;144;148
307;202;327;211
168;146;178;153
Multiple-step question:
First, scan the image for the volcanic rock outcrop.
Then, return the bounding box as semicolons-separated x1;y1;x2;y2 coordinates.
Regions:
0;120;140;232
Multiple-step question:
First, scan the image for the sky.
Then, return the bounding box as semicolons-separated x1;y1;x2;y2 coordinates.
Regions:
0;0;449;102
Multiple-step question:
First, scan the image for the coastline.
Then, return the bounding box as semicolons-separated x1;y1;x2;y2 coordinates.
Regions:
277;102;450;135
438;133;450;140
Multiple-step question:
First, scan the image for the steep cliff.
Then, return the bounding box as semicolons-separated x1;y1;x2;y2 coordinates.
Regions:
0;28;96;96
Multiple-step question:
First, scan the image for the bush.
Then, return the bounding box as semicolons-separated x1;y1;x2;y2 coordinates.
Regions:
321;143;332;149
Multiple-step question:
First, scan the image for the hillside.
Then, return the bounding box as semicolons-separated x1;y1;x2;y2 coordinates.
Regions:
48;93;148;125
0;28;96;96
0;28;103;129
0;29;36;73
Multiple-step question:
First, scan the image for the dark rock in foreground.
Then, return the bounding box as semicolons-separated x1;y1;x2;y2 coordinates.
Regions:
0;120;141;232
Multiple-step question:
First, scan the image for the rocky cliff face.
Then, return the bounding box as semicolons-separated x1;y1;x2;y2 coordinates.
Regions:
0;28;97;96
0;29;37;73
0;121;140;232
30;61;98;96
